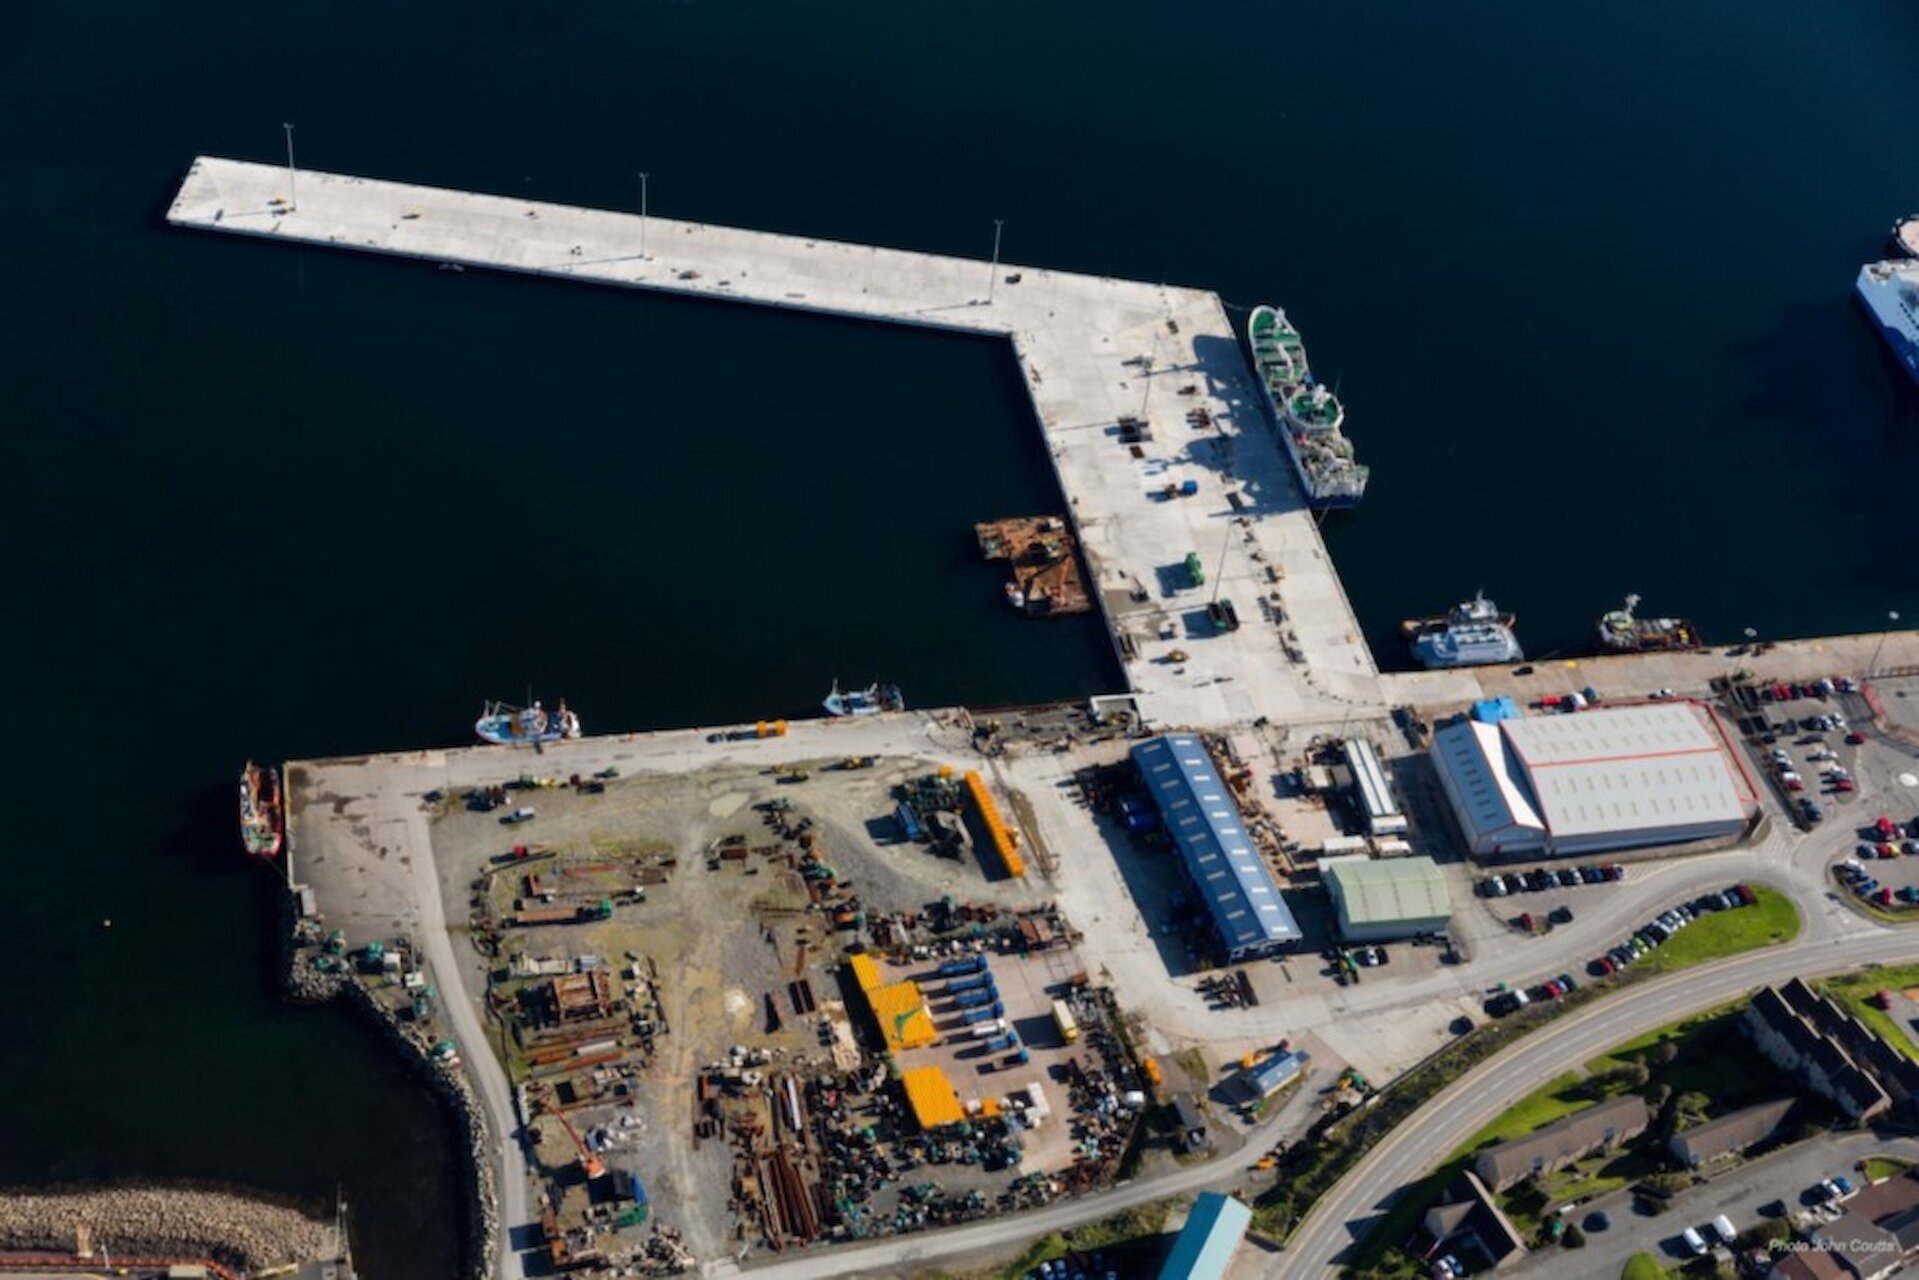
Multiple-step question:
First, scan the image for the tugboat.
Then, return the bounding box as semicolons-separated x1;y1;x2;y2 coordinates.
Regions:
238;760;284;860
475;698;582;746
1404;592;1524;669
823;680;904;717
1594;594;1701;653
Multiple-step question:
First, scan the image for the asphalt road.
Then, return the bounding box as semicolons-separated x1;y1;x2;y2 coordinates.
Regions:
394;791;533;1280
1283;927;1919;1276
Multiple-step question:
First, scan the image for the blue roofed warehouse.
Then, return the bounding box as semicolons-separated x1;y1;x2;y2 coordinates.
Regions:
1132;736;1301;961
1157;1191;1253;1280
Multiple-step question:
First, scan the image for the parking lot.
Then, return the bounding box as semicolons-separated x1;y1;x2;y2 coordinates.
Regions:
1833;813;1919;908
1733;676;1867;828
1512;1131;1919;1277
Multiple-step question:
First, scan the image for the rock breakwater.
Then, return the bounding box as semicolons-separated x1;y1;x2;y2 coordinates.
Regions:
0;1185;335;1272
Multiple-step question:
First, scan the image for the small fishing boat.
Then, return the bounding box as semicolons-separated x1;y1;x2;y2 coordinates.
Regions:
476;698;582;746
823;680;904;717
239;760;284;860
1004;582;1026;610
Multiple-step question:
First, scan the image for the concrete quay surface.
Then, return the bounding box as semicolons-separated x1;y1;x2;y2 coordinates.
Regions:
167;155;1380;728
179;154;1919;1280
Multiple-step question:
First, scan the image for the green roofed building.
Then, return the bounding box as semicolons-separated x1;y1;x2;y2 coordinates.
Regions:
1157;1192;1252;1280
1322;854;1452;942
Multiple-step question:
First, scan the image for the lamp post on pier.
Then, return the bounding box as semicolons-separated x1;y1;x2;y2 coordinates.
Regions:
1870;610;1902;678
638;172;650;260
987;218;1005;303
283;122;297;212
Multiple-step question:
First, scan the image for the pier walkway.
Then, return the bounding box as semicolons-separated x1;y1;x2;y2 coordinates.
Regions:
168;156;1382;727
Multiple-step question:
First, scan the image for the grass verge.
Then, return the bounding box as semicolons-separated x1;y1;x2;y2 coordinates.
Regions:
1635;886;1799;973
1815;964;1919;1063
1865;1156;1914;1184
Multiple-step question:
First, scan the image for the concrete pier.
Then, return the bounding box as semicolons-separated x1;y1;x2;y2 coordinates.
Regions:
168;156;1384;727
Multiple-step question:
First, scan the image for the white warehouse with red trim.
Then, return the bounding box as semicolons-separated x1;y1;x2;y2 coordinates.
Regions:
1428;701;1759;859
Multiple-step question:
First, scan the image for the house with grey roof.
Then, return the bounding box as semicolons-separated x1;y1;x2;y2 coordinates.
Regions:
1472;1095;1649;1192
1799;1169;1919;1279
1667;1097;1797;1170
1420;1170;1527;1272
1769;1247;1852;1280
1744;982;1895;1123
1778;978;1919;1108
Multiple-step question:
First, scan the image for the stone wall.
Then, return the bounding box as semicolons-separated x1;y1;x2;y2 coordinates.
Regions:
283;896;499;1280
0;1185;333;1272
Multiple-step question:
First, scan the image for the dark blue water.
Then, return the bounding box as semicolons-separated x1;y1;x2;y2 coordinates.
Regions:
6;0;1919;1273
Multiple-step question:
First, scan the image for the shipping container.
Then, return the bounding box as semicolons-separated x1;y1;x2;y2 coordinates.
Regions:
971;1019;1008;1039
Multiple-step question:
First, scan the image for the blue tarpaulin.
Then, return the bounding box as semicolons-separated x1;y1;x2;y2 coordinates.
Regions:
1470;696;1521;724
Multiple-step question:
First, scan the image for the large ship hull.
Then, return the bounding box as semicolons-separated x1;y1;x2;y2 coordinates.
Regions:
1410;637;1524;669
1246;305;1367;510
1856;262;1919;390
1251;373;1365;511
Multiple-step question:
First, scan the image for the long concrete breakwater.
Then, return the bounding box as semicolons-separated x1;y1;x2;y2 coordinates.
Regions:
167;155;1394;730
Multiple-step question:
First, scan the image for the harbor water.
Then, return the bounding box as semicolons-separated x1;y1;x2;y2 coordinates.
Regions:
5;0;1919;1274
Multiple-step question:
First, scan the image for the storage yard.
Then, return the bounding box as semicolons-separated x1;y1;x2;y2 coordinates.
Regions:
289;738;1172;1271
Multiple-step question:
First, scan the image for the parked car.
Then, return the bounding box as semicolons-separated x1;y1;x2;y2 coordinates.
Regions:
1682;1225;1709;1255
1847;731;1868;745
1711;1214;1737;1243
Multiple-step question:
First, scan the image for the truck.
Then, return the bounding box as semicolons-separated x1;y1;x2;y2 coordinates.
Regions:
510;898;613;928
945;973;993;995
952;989;996;1010
938;955;988;978
970;1019;1008;1039
961;1003;1006;1024
1051;998;1079;1044
981;1033;1017;1054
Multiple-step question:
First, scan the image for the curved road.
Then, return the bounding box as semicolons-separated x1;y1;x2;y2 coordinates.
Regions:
1283;925;1919;1275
